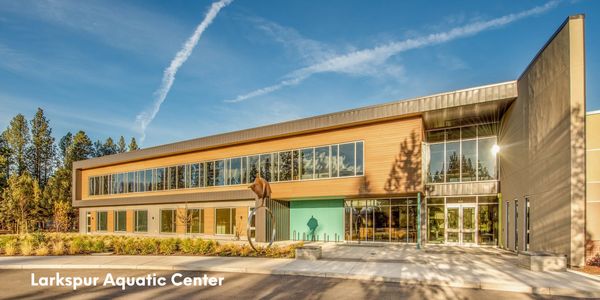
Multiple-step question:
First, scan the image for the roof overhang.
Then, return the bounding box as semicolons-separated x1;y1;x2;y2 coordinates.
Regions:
73;80;517;170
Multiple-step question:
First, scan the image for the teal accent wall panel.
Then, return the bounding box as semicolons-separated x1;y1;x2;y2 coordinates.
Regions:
290;199;344;241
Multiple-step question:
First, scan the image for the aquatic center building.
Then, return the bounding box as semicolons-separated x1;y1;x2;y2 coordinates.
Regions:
73;16;593;267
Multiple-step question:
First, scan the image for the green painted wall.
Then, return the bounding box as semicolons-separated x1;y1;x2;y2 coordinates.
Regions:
290;199;344;242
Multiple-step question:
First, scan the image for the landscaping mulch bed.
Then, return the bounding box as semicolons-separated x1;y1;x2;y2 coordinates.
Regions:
580;266;600;275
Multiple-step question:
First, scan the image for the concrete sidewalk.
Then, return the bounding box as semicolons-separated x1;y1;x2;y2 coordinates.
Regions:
1;252;599;298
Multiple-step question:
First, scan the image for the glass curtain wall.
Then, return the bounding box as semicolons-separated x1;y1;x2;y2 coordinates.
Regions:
89;141;364;196
426;124;498;183
345;198;417;243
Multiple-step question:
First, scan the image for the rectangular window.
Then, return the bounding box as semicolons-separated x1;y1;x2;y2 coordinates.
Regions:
300;148;314;180
445;141;460;182
427;205;444;243
279;151;292;181
187;209;204;234
215;160;225;186
355;142;364;176
160;209;176;233
228;158;241;185
117;173;125;194
156;168;165;191
314;146;330;178
127;172;135;193
177;165;185;189
461;140;477;181
93;177;100;195
206;161;215;186
111;174;117;194
190;163;200;188
248;155;259;183
292;150;300;180
241;157;247;184
272;153;279;181
134;210;148;232
97;211;107;231
339;143;355;177
88;178;94;196
478;137;497;180
331;145;338;177
102;175;109;195
168;166;177;190
215;208;236;235
428;143;445;183
136;171;145;192
145;169;153;192
260;154;272;181
199;162;205;187
114;210;126;232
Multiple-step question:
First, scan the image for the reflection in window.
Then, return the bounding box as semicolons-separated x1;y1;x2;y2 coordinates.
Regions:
248;155;259;183
339;143;355;177
279;151;292;181
427;206;444;243
160;209;176;233
260;154;272;182
428;144;444;183
114;210;126;232
156;168;165;191
134;210;147;232
111;175;117;194
228;158;241;185
117;173;124;194
445;142;460;182
190;163;200;188
187;209;203;234
127;172;135;193
168;166;177;190
300;148;314;180
240;158;247;184
206;161;215;186
177;165;185;189
292;150;299;180
136;171;145;192
144;170;153;192
97;211;108;231
461;140;477;181
478;138;497;180
356;142;364;176
215;160;225;186
102;175;109;195
331;145;338;177
315;146;329;178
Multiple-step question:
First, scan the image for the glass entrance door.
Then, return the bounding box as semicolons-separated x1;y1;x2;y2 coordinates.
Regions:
446;204;476;245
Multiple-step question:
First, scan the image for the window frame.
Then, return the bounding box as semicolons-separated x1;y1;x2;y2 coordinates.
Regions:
134;209;148;233
159;208;177;234
96;211;108;232
114;210;127;232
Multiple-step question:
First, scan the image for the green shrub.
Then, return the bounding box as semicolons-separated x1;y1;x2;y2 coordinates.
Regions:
68;238;84;255
51;241;65;256
180;238;195;254
194;239;217;255
159;238;178;255
35;243;50;256
91;239;106;253
4;240;18;256
20;240;33;256
140;238;159;255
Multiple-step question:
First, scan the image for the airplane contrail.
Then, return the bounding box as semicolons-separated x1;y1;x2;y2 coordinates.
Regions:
135;0;233;143
225;0;559;103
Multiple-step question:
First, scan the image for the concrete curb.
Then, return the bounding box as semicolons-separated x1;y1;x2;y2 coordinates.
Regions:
2;263;599;298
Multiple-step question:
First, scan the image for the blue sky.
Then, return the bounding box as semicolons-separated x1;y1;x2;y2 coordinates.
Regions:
0;0;598;147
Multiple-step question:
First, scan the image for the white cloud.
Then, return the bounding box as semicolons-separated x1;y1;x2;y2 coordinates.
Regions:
134;0;233;144
225;0;559;103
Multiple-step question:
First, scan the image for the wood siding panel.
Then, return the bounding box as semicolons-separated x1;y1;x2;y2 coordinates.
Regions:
176;208;186;234
235;206;248;237
90;211;96;232
106;210;114;232
80;117;423;200
126;210;134;233
204;208;214;234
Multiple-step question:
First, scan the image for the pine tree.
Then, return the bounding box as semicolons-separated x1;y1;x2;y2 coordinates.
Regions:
128;137;139;151
0;134;9;189
27;108;55;187
0;172;41;233
42;168;74;232
93;140;103;157
4;114;30;176
67;131;93;169
102;137;117;156
117;136;127;153
59;132;73;168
